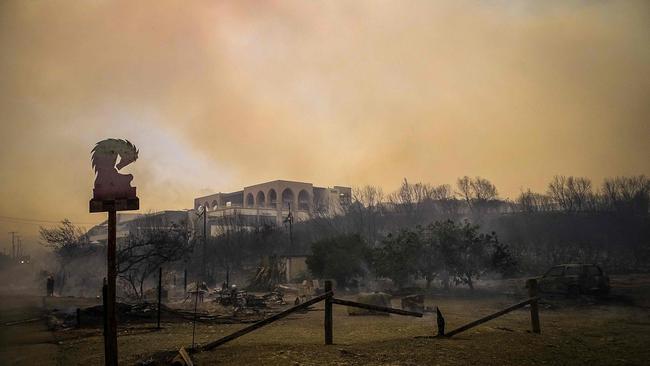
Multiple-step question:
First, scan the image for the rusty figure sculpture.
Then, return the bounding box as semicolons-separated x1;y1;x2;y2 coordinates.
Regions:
91;138;139;200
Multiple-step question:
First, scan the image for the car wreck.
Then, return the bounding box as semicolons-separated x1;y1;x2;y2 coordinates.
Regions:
537;264;610;296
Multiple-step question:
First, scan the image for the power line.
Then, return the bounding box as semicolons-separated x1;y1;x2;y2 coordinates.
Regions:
0;215;99;225
0;220;51;227
0;219;94;227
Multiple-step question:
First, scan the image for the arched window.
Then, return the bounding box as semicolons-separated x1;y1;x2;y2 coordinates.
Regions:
268;189;277;208
256;191;266;207
281;188;295;209
246;193;255;208
298;189;310;210
204;202;210;211
212;200;218;210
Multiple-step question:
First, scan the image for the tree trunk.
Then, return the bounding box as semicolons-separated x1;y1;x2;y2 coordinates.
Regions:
128;278;138;298
441;271;450;291
59;268;67;295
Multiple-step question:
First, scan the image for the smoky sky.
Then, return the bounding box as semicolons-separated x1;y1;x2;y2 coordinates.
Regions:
1;1;649;245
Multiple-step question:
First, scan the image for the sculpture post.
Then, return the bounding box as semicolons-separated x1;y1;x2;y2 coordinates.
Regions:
106;209;117;366
89;139;140;366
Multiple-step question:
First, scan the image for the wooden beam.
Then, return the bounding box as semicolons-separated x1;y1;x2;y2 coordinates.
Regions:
102;280;108;364
171;347;194;366
3;317;44;326
105;210;118;366
202;291;332;351
330;298;423;317
445;297;539;337
89;198;139;213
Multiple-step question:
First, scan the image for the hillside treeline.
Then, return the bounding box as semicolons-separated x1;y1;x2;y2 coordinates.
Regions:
38;175;649;295
298;175;650;276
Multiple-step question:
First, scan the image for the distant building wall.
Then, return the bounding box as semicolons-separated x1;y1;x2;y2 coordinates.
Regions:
194;180;350;229
86;211;189;244
243;180;314;211
194;191;243;211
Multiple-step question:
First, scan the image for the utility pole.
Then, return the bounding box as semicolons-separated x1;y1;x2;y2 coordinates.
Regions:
8;232;17;259
283;203;294;250
203;206;207;283
190;206;207;352
289;205;293;250
195;206;208;284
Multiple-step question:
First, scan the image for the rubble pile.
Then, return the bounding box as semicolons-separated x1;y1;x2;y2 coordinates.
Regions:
47;289;290;330
401;294;425;313
73;302;172;327
262;291;286;305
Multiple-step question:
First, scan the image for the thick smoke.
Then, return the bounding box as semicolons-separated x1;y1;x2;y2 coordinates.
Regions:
0;1;649;246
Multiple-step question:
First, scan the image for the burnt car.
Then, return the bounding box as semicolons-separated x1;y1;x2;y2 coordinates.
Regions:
537;264;610;296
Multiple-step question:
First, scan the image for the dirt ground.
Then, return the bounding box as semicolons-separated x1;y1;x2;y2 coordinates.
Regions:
2;275;649;365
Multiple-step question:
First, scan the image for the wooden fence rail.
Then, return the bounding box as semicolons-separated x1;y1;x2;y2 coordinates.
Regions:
443;297;539;337
202;280;425;351
201;291;332;351
199;279;538;353
331;298;423;317
440;278;542;338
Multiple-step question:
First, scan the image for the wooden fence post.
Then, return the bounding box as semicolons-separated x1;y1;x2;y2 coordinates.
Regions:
526;278;541;334
324;280;333;345
436;307;445;337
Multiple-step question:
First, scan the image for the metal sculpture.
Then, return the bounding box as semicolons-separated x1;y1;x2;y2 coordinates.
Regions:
91;138;138;200
89;138;139;212
89;138;141;366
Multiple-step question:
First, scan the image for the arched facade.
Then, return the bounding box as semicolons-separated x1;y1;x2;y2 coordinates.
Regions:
298;189;310;211
242;180;316;212
195;180;352;225
268;189;277;208
256;191;266;207
281;188;295;209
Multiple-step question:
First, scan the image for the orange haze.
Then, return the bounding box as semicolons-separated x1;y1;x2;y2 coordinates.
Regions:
1;1;649;248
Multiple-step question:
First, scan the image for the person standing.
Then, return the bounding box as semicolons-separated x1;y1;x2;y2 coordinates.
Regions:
46;275;54;297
